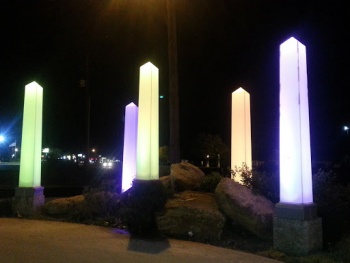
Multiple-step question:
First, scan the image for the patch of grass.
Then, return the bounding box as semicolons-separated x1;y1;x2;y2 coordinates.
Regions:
281;248;350;263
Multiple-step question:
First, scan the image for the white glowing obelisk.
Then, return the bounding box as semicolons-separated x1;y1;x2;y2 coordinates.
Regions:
231;87;252;183
19;81;43;187
122;102;138;192
136;62;159;180
279;37;313;204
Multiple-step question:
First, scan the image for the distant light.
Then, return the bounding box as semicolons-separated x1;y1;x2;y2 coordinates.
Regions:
160;95;164;99
344;126;349;131
102;161;113;169
42;148;49;153
0;135;4;142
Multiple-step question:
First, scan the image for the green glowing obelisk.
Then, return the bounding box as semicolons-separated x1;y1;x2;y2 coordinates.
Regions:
13;81;45;216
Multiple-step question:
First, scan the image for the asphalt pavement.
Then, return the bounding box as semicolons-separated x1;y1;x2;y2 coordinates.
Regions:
0;218;282;263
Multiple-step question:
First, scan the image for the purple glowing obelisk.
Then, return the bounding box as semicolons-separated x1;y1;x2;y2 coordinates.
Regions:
274;37;322;255
122;102;138;193
279;37;313;203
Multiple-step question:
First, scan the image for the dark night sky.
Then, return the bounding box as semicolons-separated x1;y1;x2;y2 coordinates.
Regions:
1;0;349;162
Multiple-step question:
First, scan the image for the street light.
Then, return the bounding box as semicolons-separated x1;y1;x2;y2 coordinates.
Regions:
344;126;349;135
0;135;4;143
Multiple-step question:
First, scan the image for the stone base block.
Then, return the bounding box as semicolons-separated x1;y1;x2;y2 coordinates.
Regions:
273;203;323;255
12;187;45;216
275;202;319;220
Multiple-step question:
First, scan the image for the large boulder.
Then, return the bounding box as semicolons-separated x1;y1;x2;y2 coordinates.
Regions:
215;178;274;239
156;191;226;242
159;175;172;190
44;195;84;215
170;162;205;192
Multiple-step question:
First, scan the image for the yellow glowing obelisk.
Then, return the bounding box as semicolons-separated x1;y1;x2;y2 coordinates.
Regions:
231;87;252;183
136;62;159;180
13;81;45;216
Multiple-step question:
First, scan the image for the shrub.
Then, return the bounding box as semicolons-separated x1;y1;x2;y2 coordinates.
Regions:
231;164;279;203
313;169;350;245
249;169;279;203
83;191;121;218
77;177;122;226
315;168;350;217
196;172;222;192
0;198;12;217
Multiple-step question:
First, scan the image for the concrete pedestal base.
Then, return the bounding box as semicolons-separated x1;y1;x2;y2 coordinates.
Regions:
12;187;45;216
273;203;323;255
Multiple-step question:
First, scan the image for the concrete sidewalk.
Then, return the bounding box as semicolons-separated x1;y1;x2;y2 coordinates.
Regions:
0;218;282;263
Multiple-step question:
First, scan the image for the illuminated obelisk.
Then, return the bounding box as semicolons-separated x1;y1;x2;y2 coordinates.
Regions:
231;87;252;183
122;102;138;192
13;81;45;215
123;63;164;235
136;62;159;180
274;37;322;255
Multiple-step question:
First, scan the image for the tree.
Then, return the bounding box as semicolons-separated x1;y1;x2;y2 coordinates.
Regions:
190;133;229;169
159;145;169;165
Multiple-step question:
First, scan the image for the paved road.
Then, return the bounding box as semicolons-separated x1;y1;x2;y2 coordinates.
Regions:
0;162;19;165
0;218;282;263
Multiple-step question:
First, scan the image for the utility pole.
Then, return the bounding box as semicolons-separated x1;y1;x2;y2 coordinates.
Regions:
167;0;180;164
80;54;90;165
